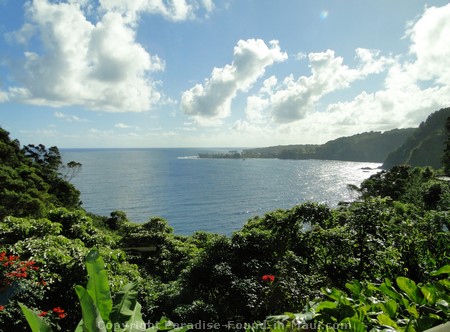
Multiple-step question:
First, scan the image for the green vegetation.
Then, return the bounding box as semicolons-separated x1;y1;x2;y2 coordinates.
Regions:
200;108;450;173
20;248;190;332
1;120;450;331
442;116;450;175
255;265;450;331
200;128;415;162
383;107;450;170
243;128;415;162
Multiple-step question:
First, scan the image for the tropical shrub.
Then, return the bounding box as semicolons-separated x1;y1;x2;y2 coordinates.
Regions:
20;248;190;332
253;265;450;331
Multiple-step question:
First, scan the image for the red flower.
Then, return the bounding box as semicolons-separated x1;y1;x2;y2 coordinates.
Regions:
38;311;47;317
262;274;275;283
0;305;5;311
53;307;64;314
58;313;67;319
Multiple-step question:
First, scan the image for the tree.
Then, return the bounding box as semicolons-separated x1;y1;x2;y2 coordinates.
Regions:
60;161;82;182
442;116;450;174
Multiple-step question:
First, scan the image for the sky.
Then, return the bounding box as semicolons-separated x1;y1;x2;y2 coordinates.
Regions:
1;0;450;148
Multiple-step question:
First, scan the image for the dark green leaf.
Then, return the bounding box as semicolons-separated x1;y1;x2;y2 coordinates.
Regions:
19;303;54;332
340;317;366;332
431;265;450;276
381;299;398;318
75;285;107;332
377;313;399;329
421;284;437;305
315;301;338;312
379;283;402;301
346;280;362;296
85;248;112;325
110;282;139;326
397;277;424;304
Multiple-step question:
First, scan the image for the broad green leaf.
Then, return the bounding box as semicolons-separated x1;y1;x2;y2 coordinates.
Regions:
367;283;379;292
355;305;369;321
401;297;411;309
340;317;366;332
397;277;424;304
437;279;450;291
266;313;290;321
384;278;393;288
110;282;139;326
75;285;107;332
315;301;338;312
421;284;437;305
323;287;343;301
75;319;84;332
292;312;314;323
379;283;402;301
436;299;449;308
377;313;399;329
406;304;419;318
339;304;356;321
157;316;175;330
19;303;54;332
345;280;362;296
85;248;112;325
404;319;416;332
431;265;450;276
124;302;145;332
381;299;398;318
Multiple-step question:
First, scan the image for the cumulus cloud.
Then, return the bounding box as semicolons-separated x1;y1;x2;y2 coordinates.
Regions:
3;0;214;112
181;39;287;125
241;3;450;141
406;4;450;84
319;4;450;133
245;48;391;124
99;0;214;23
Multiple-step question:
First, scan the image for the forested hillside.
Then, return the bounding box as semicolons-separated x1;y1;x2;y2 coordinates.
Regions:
383;107;450;169
237;128;416;162
1;127;450;331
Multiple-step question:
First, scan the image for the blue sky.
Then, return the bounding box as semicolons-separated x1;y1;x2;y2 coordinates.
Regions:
1;0;450;148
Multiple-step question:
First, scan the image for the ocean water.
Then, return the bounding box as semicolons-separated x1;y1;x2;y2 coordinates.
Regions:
61;148;381;235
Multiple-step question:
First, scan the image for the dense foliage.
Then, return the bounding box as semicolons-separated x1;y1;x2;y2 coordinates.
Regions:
239;128;415;162
383;107;450;169
442;116;450;175
1;125;449;331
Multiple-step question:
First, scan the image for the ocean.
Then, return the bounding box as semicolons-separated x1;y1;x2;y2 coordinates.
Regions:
61;148;381;235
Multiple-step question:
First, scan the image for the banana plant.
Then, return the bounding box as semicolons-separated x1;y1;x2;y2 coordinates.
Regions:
20;248;191;332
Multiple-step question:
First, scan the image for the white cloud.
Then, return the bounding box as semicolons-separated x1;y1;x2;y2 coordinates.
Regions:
317;4;450;133
4;0;165;113
0;90;9;103
234;4;450;144
99;0;215;23
5;23;36;45
114;122;141;130
406;4;450;84
115;122;132;128
181;39;287;125
54;111;87;122
245;48;390;124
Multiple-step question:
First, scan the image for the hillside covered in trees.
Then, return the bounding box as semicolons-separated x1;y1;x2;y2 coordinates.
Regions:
200;108;450;172
383;107;450;169
241;128;415;162
1;124;450;331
